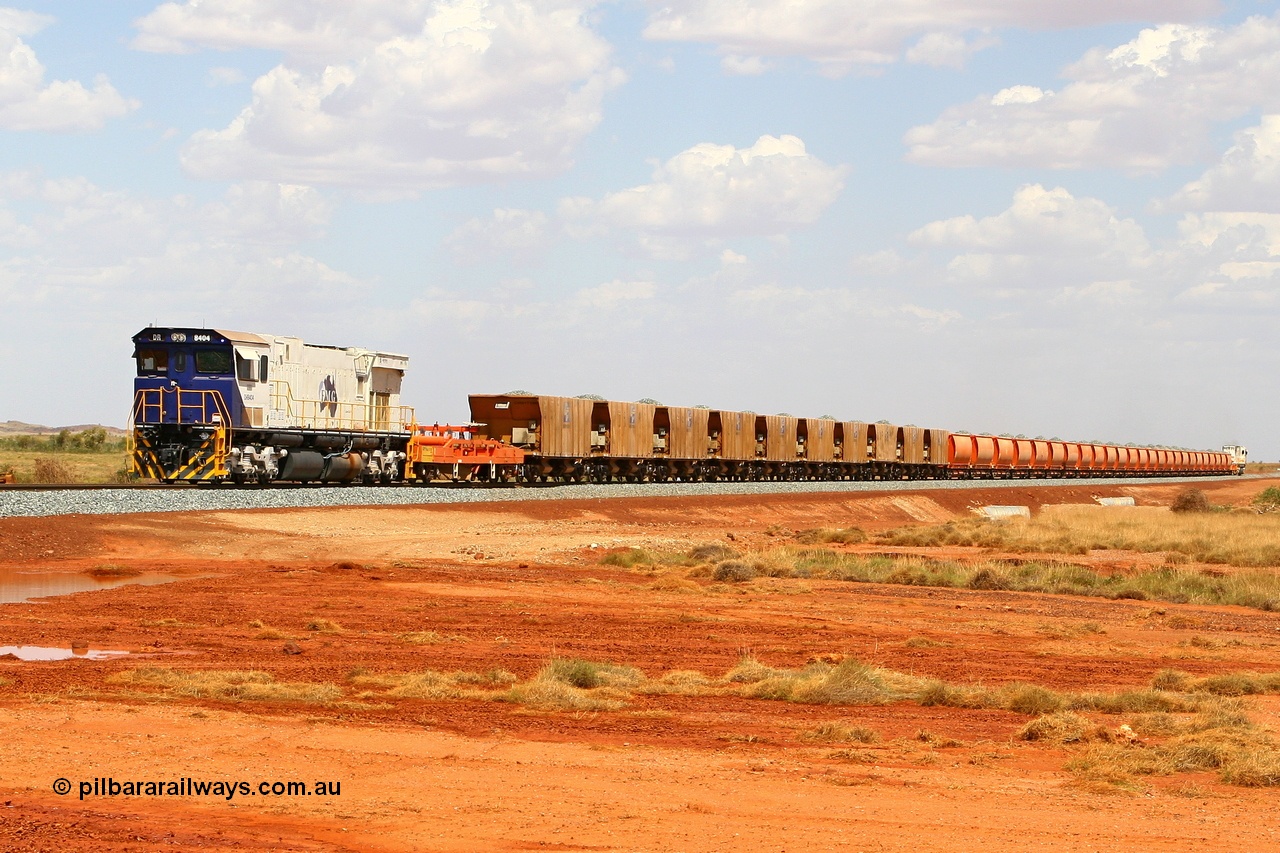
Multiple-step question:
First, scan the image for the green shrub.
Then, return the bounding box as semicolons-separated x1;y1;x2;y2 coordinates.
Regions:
544;658;603;688
1253;487;1280;509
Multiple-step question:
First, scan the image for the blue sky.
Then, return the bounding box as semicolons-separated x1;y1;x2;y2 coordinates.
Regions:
2;1;1278;458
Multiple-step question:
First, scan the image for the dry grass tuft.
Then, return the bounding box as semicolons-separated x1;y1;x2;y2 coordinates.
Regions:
1171;489;1213;514
648;574;705;594
304;618;344;634
1018;711;1104;744
733;657;905;705
915;730;965;747
711;560;757;582
108;667;340;704
1219;750;1280;786
638;670;715;695
540;658;644;690
795;527;867;545
801;722;881;744
84;564;141;578
398;631;469;645
1152;668;1280;697
688;543;739;562
32;457;77;484
903;636;951;648
599;548;655;568
879;504;1280;570
498;658;644;711
1068;728;1280;788
351;668;515;700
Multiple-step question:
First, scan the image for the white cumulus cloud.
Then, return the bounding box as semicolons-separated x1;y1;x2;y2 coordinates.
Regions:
1167;116;1280;212
574;279;657;309
445;208;551;262
905;31;1000;70
0;175;343;311
0;9;135;131
562;134;846;256
139;0;623;190
905;15;1280;170
642;0;1216;75
909;184;1152;292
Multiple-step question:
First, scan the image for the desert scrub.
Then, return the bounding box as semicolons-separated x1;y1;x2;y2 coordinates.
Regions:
599;547;656;568
729;657;910;705
800;722;881;744
108;667;341;704
636;669;716;695
352;669;515;700
503;658;641;711
1019;680;1280;790
398;631;469;645
1151;668;1280;696
1068;727;1280;789
712;560;757;582
540;657;643;690
687;543;739;562
84;564;141;578
1017;711;1104;745
769;542;1280;611
794;527;867;545
1253;487;1280;511
600;545;721;570
882;505;1280;568
1171;489;1213;514
305;618;344;634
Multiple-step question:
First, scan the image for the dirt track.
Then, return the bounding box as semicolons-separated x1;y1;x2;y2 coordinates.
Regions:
1;478;1279;851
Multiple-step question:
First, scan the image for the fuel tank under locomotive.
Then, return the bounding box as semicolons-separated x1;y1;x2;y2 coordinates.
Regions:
276;450;367;482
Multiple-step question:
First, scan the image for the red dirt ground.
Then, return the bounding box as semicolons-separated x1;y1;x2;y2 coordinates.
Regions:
1;478;1279;851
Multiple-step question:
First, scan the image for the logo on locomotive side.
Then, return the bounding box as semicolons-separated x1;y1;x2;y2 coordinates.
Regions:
319;375;338;415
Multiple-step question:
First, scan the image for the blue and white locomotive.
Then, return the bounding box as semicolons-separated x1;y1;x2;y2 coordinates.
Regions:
130;327;412;484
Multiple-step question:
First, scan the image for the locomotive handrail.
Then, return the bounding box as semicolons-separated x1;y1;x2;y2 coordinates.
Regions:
131;387;231;426
269;379;414;433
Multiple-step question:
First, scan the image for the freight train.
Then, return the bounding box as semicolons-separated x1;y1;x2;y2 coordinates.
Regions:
129;327;1246;485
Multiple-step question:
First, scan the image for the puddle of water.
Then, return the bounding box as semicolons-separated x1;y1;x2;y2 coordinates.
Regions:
0;645;130;661
0;571;182;605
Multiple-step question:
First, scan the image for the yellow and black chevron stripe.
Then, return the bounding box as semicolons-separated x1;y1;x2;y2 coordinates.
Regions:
131;428;229;482
129;431;166;480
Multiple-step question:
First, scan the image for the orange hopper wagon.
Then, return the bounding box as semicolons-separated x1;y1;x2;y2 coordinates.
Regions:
404;424;525;482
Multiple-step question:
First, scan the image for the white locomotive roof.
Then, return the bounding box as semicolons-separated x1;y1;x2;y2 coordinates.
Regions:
215;329;270;346
206;328;408;363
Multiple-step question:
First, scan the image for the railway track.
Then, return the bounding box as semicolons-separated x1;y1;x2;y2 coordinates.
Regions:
0;480;533;492
0;473;1255;520
0;472;1251;493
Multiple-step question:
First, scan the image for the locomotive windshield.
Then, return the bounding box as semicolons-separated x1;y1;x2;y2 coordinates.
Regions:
195;349;233;375
135;348;167;375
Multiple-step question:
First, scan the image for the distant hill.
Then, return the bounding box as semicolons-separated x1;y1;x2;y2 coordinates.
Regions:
0;420;127;436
